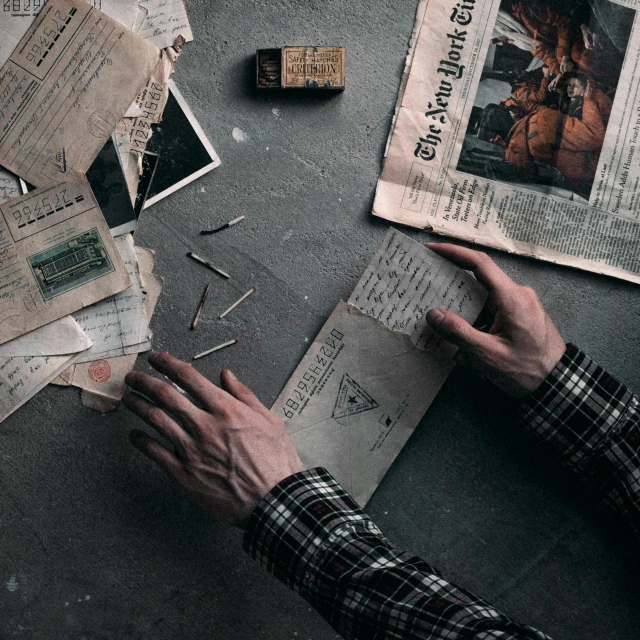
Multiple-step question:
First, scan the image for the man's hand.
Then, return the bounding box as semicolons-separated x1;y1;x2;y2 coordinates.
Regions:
559;56;574;74
123;353;304;528
548;74;561;92
425;244;566;398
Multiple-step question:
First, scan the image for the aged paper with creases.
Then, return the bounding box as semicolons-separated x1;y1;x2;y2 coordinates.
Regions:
0;315;91;356
71;233;150;363
374;0;640;284
0;0;158;188
135;0;193;50
0;172;129;345
272;229;487;506
0;349;89;423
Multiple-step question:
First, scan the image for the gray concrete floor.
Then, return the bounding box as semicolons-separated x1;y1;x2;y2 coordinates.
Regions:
2;1;640;638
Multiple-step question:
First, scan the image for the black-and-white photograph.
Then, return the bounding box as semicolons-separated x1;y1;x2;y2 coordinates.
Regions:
457;0;634;200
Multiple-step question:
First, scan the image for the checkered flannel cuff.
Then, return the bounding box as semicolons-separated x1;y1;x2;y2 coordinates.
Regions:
517;343;636;474
243;468;375;595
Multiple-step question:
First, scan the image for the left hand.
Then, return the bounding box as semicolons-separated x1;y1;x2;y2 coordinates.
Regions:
559;56;574;74
123;352;304;529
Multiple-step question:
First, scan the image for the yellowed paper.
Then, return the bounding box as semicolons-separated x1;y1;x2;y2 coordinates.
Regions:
373;0;640;284
0;169;21;205
71;233;150;363
0;173;129;345
0;316;91;356
0;0;159;188
69;268;163;406
272;230;487;506
80;388;120;412
135;0;193;50
0;349;89;423
0;1;42;69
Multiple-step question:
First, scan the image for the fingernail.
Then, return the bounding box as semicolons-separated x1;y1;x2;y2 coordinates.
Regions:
225;369;237;380
427;309;445;326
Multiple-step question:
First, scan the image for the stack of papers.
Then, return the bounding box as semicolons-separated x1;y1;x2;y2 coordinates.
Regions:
0;0;218;420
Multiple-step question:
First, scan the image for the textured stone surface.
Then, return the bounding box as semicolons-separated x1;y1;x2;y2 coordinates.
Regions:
1;1;639;638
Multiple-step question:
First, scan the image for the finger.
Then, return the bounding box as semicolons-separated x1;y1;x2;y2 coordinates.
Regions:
122;391;190;457
425;243;517;294
125;370;205;434
220;369;272;418
426;308;494;354
147;351;236;414
130;429;183;480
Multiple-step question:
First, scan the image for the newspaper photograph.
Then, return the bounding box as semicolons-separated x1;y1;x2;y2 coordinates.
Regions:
374;0;640;284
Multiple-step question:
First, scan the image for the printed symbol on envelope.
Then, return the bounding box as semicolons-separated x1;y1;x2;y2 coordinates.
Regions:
332;374;379;421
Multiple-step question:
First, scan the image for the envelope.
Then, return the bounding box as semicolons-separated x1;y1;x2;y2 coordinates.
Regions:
272;302;456;507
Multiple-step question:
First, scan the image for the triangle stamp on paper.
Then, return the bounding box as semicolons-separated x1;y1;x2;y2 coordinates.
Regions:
332;374;379;420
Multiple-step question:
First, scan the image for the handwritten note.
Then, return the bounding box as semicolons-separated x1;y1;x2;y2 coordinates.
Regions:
0;169;21;205
136;0;193;49
0;351;86;423
348;229;487;352
72;233;150;362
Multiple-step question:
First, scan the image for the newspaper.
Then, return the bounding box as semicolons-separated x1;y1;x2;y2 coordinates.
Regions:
374;0;640;284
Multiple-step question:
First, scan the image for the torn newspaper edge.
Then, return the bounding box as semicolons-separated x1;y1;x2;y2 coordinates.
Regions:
373;0;640;284
272;229;488;506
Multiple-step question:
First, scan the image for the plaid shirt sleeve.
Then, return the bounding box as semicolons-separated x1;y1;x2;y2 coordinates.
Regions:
517;343;640;538
244;468;551;640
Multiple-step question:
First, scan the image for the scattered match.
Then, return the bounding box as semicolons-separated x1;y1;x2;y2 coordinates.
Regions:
201;215;245;235
193;338;239;360
187;251;231;279
219;285;257;319
190;283;211;330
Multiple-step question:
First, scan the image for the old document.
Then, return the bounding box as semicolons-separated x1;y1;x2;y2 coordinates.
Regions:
71;233;151;363
374;0;640;284
0;0;43;68
135;0;193;49
0;0;159;188
0;349;88;423
0;172;129;345
272;229;487;506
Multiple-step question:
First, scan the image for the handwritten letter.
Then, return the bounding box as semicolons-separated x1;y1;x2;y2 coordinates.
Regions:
348;229;487;352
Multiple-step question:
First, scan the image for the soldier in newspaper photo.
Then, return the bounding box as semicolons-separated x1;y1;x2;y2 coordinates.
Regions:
458;0;633;201
373;0;640;284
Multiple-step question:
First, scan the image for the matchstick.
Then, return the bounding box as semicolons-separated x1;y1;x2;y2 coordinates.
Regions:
187;252;231;279
219;285;257;319
193;338;239;360
190;283;211;330
200;215;245;235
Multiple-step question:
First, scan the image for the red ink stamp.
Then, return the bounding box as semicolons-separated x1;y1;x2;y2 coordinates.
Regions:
88;360;111;384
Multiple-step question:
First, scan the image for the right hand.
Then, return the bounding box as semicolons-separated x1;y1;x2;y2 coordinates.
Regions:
425;244;566;398
548;75;561;92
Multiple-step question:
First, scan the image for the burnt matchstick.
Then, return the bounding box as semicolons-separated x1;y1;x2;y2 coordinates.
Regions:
193;338;239;360
200;215;245;235
187;252;230;279
191;283;211;330
219;285;257;319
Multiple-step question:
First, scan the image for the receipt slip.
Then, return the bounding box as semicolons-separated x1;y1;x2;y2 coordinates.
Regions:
0;173;129;345
272;229;488;507
0;0;159;188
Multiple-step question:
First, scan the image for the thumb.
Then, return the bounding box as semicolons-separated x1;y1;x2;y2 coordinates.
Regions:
426;309;491;354
220;369;272;417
